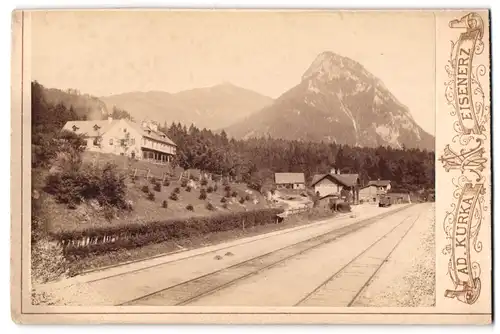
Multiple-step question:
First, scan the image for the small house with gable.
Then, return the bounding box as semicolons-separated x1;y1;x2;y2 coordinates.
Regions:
359;180;392;202
274;172;306;190
310;168;360;203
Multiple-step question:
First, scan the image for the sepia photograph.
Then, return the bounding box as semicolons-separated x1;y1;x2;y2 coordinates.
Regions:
11;9;491;324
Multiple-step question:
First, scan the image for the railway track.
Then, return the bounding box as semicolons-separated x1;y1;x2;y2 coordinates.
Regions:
119;205;417;306
295;212;421;307
78;205;412;285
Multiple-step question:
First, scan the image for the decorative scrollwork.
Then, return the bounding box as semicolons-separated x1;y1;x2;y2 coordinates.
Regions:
442;12;489;306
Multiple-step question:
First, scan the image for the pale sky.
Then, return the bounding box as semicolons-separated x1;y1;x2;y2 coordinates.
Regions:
31;10;436;135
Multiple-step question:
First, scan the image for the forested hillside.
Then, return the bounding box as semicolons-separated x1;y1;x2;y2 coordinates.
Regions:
160;123;434;193
32;80;435;194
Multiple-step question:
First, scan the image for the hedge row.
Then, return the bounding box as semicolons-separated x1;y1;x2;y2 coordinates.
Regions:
50;207;284;258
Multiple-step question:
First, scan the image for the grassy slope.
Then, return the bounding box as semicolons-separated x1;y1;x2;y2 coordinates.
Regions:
81;151;181;179
38;152;273;233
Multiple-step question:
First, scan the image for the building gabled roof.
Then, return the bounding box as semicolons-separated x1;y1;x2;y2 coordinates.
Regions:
311;173;360;187
62;119;177;147
124;120;177;147
318;193;341;200
367;180;391;187
62;120;120;138
332;174;360;187
274;172;305;184
310;174;326;186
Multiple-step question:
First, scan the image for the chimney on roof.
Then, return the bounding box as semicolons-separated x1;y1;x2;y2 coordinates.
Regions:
330;167;340;175
149;121;158;132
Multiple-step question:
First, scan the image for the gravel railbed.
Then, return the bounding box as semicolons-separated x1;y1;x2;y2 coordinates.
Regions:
352;203;435;307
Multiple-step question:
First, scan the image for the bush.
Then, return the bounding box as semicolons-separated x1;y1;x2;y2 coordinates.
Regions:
239;197;245;204
169;192;178;201
231;191;238;197
207;186;214;193
103;206;115;221
162;200;168;208
174;187;180;194
245;194;251;201
149;177;157;184
337;202;351;212
247;182;261;192
199;188;207;200
225;190;231;198
44;162;127;209
186;204;194;211
153;183;161;192
51;208;285;258
213;184;218;192
147;192;155;201
163;180;170;187
124;200;133;211
185;186;192;192
141;185;149;193
224;185;231;192
32;129;86;169
206;202;215;211
220;197;227;203
181;179;188;187
201;179;208;186
222;203;229;209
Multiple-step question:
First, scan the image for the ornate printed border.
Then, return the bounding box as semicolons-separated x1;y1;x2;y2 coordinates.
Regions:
439;12;490;305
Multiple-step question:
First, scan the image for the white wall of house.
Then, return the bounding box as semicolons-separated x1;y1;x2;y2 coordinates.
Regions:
99;120;143;157
277;183;305;190
359;185;378;201
314;178;343;197
85;138;102;152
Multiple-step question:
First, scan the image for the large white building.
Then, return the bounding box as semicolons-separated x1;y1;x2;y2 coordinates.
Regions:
62;117;177;164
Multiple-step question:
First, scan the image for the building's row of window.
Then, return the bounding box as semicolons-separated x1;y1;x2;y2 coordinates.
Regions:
108;138;136;146
86;135;171;150
142;137;173;150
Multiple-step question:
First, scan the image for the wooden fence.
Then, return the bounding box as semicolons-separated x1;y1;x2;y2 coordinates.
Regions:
130;168;173;183
286;206;311;215
276;206;312;219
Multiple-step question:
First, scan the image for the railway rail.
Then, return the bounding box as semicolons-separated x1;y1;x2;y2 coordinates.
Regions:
119;206;418;306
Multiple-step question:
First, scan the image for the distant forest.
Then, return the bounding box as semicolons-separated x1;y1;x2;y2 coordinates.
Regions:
31;81;435;193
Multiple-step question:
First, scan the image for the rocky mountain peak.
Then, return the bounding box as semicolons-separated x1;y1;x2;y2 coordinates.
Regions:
226;51;434;151
302;51;370;83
